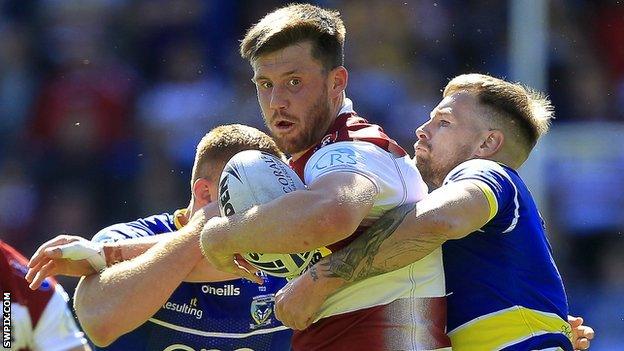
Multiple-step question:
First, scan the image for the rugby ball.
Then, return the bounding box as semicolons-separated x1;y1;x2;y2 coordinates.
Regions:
218;150;314;278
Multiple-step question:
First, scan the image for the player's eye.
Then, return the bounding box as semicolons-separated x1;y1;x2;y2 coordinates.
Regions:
288;78;300;86
260;81;273;89
439;120;450;127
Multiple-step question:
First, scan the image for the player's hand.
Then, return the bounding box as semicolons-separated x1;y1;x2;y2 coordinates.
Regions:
275;268;329;330
198;216;262;284
26;235;105;290
200;248;263;285
569;315;594;350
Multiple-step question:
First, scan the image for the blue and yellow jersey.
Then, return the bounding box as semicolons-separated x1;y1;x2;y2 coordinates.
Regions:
91;210;292;351
442;159;572;351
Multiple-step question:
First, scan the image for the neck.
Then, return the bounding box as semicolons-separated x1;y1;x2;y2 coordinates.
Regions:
332;93;345;118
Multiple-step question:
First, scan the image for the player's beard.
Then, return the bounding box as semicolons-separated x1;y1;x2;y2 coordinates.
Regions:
267;87;333;156
415;154;444;191
416;146;473;190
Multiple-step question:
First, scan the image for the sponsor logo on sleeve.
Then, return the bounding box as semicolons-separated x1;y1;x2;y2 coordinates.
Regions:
312;148;364;171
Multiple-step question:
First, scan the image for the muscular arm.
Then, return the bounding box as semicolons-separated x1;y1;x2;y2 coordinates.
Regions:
73;204;223;346
26;220;231;290
102;234;235;283
102;234;170;263
201;172;377;255
303;180;492;296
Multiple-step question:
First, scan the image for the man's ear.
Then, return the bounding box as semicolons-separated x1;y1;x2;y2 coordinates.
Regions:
329;66;348;98
192;178;213;206
476;130;504;158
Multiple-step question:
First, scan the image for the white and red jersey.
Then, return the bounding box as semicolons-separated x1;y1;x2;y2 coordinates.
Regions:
289;99;450;351
0;241;87;351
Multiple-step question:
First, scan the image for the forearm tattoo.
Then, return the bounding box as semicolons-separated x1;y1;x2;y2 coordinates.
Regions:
309;265;319;282
321;203;417;282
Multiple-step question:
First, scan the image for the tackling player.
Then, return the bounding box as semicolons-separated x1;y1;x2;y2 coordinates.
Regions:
197;4;450;350
0;240;90;351
25;125;292;350
274;74;595;351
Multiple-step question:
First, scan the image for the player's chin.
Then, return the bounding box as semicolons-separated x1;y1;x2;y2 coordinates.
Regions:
279;138;307;155
414;153;429;166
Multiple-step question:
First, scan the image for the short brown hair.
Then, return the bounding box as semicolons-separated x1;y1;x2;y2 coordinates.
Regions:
191;124;284;184
240;3;345;71
443;73;554;160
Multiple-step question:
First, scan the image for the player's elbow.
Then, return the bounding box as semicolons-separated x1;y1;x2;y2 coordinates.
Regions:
419;211;465;241
85;326;118;347
314;196;369;243
76;308;119;347
74;288;121;346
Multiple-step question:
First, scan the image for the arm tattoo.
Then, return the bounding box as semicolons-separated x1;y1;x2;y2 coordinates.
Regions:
309;265;319;282
321;203;417;282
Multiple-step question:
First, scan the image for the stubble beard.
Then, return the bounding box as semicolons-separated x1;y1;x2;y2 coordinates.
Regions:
415;155;445;191
416;148;474;191
266;88;333;156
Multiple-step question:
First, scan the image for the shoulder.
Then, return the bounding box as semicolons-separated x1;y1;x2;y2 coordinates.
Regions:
307;141;393;172
443;159;510;185
444;160;522;228
92;211;178;242
304;141;392;186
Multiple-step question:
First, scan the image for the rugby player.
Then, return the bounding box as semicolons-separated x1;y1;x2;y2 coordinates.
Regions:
26;125;292;350
275;74;595;351
197;4;450;350
1;240;89;350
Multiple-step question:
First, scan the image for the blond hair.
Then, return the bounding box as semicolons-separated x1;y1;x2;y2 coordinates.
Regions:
191;124;284;184
240;3;345;71
444;73;554;162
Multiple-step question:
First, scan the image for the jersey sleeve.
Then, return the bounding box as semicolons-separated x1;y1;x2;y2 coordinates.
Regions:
303;141;411;215
443;159;518;231
92;212;177;243
31;285;87;351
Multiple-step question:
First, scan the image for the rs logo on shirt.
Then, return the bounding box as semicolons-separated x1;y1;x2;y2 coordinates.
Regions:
313;148;360;170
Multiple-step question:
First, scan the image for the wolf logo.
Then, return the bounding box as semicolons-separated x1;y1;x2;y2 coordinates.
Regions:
250;294;274;329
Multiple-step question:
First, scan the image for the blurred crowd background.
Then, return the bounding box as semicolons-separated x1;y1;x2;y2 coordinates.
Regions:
0;0;622;348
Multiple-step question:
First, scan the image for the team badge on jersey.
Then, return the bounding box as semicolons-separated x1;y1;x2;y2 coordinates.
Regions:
249;294;275;329
320;132;338;149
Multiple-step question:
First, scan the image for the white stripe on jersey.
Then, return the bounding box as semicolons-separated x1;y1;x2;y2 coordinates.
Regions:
148;318;290;338
496;169;520;233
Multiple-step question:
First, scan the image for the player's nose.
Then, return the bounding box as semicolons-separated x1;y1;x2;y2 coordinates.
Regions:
269;86;288;111
415;124;429;141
